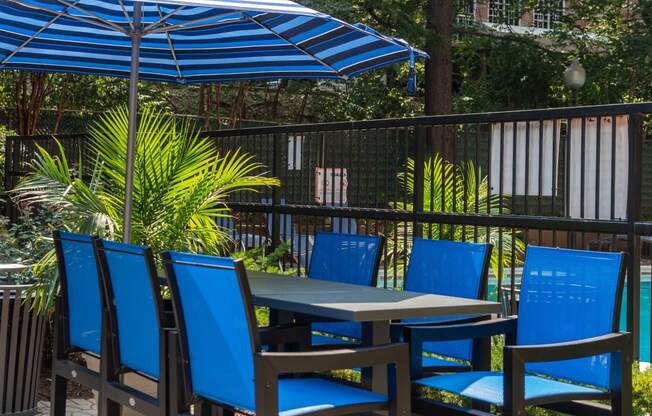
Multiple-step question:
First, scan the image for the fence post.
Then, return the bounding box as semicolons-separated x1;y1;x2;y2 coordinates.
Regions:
2;136;10;218
626;112;643;360
413;126;426;239
271;132;281;250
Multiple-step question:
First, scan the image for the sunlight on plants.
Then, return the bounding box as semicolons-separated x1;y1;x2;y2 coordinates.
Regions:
11;106;279;312
388;154;526;282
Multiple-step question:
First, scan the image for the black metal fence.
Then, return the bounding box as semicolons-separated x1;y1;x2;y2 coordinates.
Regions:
4;103;652;361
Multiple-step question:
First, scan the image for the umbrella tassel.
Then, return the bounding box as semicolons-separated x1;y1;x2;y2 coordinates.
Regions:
407;47;417;95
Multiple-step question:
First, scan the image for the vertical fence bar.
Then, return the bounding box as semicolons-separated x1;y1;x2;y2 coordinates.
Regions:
271;132;281;250
413;126;426;239
627;112;643;360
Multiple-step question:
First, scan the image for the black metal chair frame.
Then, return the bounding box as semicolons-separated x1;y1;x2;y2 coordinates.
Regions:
404;253;633;416
93;240;185;416
163;253;412;416
50;231;107;416
389;244;494;375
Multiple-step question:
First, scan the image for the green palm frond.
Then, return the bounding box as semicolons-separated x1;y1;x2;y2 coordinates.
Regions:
12;106;279;312
389;154;525;281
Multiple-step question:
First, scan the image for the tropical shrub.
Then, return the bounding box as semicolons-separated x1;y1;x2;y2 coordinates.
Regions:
12;107;279;311
389;155;526;280
0;213;54;282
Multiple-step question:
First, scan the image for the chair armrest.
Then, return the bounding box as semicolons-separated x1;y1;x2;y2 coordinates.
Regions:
404;316;517;344
258;324;311;349
254;344;412;416
405;317;516;379
501;332;633;413
506;332;632;364
256;342;408;374
390;315;492;340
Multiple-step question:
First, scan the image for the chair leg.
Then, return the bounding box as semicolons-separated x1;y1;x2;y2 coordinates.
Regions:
611;355;632;416
197;400;213;416
218;409;235;416
100;397;120;416
50;374;68;416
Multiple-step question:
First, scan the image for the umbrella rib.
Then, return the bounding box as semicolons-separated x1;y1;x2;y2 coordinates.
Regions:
145;12;244;35
54;0;129;34
7;0;125;33
157;4;183;80
143;5;186;33
117;0;134;32
246;15;344;79
0;0;82;67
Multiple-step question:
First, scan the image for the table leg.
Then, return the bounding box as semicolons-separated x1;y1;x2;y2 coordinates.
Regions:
361;320;390;394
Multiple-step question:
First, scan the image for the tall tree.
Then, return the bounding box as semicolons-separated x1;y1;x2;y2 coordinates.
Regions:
425;0;455;159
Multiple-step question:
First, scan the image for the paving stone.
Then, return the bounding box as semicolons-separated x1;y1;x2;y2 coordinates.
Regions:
37;399;97;416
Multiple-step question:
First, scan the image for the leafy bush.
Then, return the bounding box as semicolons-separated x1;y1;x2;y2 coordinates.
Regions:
234;242;297;328
633;365;652;416
232;242;296;275
0;213;56;283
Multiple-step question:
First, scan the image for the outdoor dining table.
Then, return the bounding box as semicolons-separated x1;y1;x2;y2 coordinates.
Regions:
247;271;502;394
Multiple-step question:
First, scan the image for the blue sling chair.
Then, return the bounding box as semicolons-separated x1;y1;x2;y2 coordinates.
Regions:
404;246;632;416
93;239;184;416
305;232;384;347
51;231;116;416
390;238;493;374
162;251;411;416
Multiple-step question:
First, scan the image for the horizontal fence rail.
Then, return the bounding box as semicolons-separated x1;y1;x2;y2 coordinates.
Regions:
4;103;652;361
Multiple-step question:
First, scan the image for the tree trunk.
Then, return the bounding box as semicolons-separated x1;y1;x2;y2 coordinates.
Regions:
229;81;248;128
425;0;455;160
54;75;72;134
215;83;222;129
15;72;49;136
204;84;213;130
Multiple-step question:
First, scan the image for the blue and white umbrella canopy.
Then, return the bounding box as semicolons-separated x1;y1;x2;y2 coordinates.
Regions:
0;0;426;83
0;0;427;241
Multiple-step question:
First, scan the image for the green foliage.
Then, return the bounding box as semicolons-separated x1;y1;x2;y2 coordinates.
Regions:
232;242;296;275
0;213;55;281
454;36;565;112
550;0;652;105
234;243;297;328
390;155;525;279
11;106;279;312
633;365;652;416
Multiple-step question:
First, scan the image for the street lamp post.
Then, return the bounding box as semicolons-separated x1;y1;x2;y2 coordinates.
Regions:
564;57;586;106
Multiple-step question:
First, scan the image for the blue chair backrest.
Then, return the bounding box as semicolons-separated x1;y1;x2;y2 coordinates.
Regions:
97;240;160;379
55;231;102;354
164;252;256;410
517;246;624;389
406;238;490;298
308;232;383;286
405;238;490;361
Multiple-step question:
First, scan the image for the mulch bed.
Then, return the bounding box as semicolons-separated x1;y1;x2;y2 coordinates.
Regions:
37;357;95;402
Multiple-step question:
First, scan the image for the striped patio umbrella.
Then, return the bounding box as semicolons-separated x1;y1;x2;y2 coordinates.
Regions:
0;0;427;241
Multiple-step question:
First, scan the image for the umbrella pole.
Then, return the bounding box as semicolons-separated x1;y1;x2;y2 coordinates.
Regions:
123;1;142;243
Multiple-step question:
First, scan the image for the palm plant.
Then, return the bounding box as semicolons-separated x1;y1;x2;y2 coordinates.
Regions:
388;154;525;281
12;107;279;311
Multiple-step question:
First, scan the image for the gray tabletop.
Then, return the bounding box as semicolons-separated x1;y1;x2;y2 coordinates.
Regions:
248;271;501;321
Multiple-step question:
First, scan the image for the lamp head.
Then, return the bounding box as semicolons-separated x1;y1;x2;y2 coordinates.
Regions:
564;57;586;90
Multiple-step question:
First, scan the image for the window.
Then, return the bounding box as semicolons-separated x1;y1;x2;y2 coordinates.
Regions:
456;0;475;25
489;0;519;25
533;0;564;29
